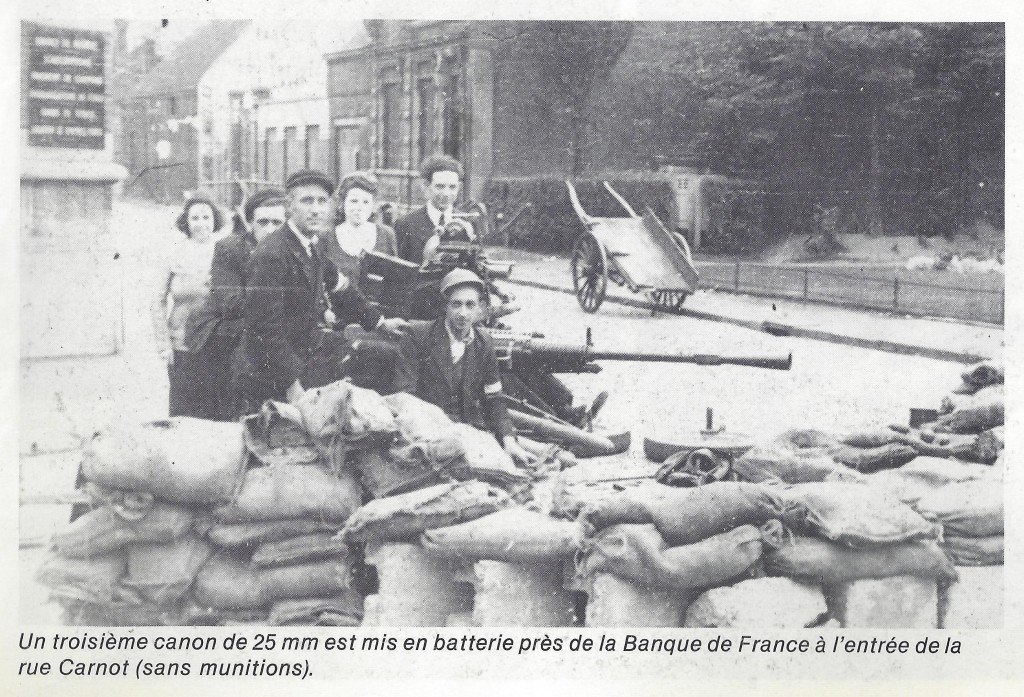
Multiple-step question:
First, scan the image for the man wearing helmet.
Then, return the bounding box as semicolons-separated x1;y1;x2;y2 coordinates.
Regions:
393;268;534;465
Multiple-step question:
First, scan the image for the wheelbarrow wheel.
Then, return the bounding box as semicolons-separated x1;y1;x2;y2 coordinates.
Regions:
571;232;607;313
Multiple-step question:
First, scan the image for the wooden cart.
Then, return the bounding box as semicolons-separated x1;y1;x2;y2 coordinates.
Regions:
567;180;699;313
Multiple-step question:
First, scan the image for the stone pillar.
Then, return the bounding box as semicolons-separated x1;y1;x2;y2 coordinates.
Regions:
464;34;494;202
21;19;127;360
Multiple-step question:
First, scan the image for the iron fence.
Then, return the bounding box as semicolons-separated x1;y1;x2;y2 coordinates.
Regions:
699;262;1004;325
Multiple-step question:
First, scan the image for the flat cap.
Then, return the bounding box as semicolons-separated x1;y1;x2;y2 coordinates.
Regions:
243;187;286;222
285;169;334;194
440;268;486;297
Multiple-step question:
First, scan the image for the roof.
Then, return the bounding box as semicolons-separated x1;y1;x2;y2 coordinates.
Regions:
130;20;251;98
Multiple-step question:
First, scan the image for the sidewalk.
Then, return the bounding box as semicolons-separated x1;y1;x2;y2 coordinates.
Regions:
490;247;1003;364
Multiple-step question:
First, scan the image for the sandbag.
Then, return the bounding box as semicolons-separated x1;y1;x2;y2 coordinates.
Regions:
297;380;397;446
242;401;321;468
638;481;784;546
36;552;126;604
251;533;350;568
449;423;530;486
81;418;246;505
840;427;908;449
959;359;1004;391
193;553;353;610
764;534;957;582
941;535;1003;566
51;502;195;558
972;426;1005;464
780;482;941;547
830;443;919;473
206;518;340;548
213;465;362;524
771;429;840;455
867;456;990;507
578;523;764;591
59;597;182;627
122;535;213;605
385;392;455;443
354;446;449;499
934;385;1004;434
733;447;863;484
916;478;1002;537
420;507;588;562
268;594;363;626
342;481;512;544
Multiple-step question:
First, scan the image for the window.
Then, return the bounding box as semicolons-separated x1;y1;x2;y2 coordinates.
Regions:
417;76;436;163
264;127;275;180
380;82;401;169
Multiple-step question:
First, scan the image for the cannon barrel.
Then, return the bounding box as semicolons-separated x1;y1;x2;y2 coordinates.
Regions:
493;334;793;372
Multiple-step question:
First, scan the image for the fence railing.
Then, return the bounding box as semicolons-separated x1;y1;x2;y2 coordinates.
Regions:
698;261;1004;325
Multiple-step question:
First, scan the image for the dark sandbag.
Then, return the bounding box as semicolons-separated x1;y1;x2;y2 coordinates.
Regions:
960;359;1004;390
213;465;362;524
82;418;246;505
579;523;764;591
122;535;213;605
764;534;957;582
342;481;512;544
193;553;354;610
268;594;363;626
733;446;863;484
643;482;785;546
867;456;989;507
36;552;126;604
916;478;1002;537
941;535;1003;566
449;423;530;487
840;427;908;449
207;518;340;548
52;502;195;558
972;426;1005;464
577;481;659;530
830;443;919;473
420;507;588;562
354;446;449;499
297;380;397;447
780;482;941;547
251;533;350;569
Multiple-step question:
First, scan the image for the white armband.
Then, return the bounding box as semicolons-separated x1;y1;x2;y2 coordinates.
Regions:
484;381;502;395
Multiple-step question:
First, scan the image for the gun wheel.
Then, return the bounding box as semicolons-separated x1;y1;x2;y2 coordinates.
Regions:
571;232;607;313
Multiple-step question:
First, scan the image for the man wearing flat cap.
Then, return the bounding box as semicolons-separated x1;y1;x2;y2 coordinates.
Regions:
185;187;286;420
393;268;534;465
234;169;406;413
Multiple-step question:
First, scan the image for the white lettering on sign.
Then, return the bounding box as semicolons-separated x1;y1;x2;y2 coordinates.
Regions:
30;125;56;134
34;36;60;47
74;109;97;120
39;108;60;118
72;38;99;50
42;54;93;68
29;89;77;100
30;71;61;82
73;75;104;86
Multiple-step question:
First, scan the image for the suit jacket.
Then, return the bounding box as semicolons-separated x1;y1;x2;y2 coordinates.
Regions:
394;206;437;265
185;230;257;352
393;318;513;439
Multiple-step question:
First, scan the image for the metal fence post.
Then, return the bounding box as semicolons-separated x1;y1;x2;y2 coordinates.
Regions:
893;278;900;311
734;260;740;291
803;269;809;301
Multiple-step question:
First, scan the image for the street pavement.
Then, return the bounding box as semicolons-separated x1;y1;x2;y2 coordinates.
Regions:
17;198;1006;623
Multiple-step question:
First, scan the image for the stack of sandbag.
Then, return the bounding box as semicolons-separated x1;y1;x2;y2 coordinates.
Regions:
39;418;247;625
932;359;1004;435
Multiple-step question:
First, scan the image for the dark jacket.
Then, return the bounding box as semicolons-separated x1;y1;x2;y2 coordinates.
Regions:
393;318;514;440
236;224;381;399
185;230;257;352
394;206;436;265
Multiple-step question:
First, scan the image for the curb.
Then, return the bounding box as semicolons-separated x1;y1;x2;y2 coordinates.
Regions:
506;278;988;365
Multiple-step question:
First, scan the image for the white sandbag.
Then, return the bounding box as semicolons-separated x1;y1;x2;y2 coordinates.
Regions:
867;456;990;507
82;418;246;505
420;507;588;562
916;478;1002;537
213;465;362;524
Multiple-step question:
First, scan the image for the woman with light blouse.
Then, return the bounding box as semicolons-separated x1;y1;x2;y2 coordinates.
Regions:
152;194;222;418
323;171;398;290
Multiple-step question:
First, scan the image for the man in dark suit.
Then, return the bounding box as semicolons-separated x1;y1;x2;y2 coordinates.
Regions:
393;269;534;465
185;188;285;419
394;154;464;265
235;169;406;413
